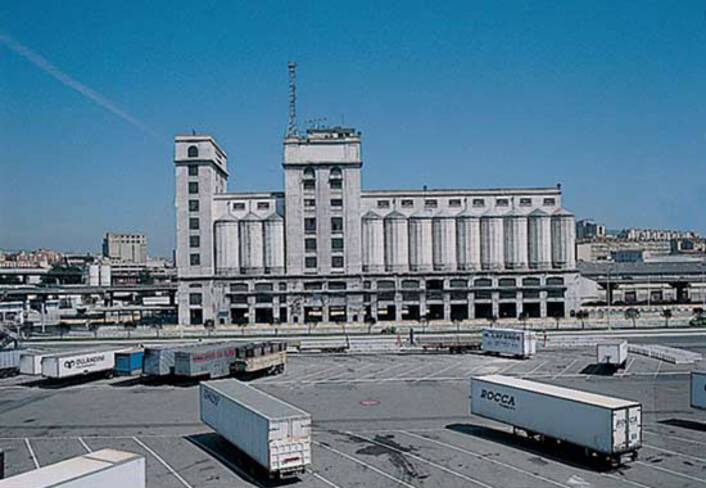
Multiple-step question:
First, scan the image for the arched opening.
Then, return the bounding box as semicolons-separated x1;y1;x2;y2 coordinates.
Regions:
187;145;199;158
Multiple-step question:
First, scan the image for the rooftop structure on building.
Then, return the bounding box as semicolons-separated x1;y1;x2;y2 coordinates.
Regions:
102;232;147;264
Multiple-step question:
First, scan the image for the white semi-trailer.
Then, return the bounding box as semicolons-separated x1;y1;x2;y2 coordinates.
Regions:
482;328;536;358
470;375;642;465
691;371;706;409
597;342;628;368
41;348;125;379
20;351;57;376
0;448;145;487
200;379;311;479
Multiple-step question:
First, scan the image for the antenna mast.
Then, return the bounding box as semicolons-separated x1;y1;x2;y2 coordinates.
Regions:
287;61;298;137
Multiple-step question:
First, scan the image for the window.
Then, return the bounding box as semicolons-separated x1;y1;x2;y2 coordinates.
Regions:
189;292;202;305
401;199;414;208
257;202;270;210
254;283;273;292
496;198;509;207
522;277;541;287
474;278;492;287
188;182;199;194
475;290;492;300
304;281;323;290
329;281;347;291
402;280;419;289
330;167;342;178
378;280;395;289
189;236;200;248
233;202;245;210
331;238;344;251
424;199;438;209
331;217;343;232
329;167;342;189
189;218;199;230
187;145;199;158
330;179;342;190
499;291;516;299
231;283;248;292
304;199;316;208
331;199;343;208
472;198;485;207
305;256;317;269
546;277;565;286
278;282;287;291
331;256;344;268
188;165;198;176
449;199;462;208
498;278;516;287
303;180;315;190
449;279;467;288
188;200;199;212
543;198;556;206
377;200;390;209
190;253;200;266
303;167;315;179
305;238;317;252
520;198;532;207
304;218;316;234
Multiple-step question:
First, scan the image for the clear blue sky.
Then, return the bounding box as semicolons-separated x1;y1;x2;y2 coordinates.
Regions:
1;1;705;257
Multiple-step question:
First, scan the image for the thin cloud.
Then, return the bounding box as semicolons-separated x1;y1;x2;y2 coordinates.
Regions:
0;33;164;142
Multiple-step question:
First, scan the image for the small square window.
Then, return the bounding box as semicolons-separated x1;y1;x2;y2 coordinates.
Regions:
189;218;199;230
401;199;414;208
331;255;344;268
188;165;198;176
331;217;343;233
188;182;199;194
424;199;438;209
233;202;245;210
190;253;200;266
257;202;270;210
189;236;200;248
303;180;315;191
304;199;316;208
331;199;343;208
188;200;199;212
304;218;317;233
520;198;532;207
330;179;342;190
305;256;317;269
189;292;202;305
496;198;509;207
377;200;390;209
305;238;317;251
472;198;485;207
332;238;344;251
543;198;556;206
449;199;462;207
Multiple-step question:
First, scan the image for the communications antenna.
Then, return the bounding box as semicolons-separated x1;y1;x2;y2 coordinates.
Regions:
287;61;298;137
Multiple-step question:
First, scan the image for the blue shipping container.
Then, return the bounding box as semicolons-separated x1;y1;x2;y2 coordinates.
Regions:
115;350;144;376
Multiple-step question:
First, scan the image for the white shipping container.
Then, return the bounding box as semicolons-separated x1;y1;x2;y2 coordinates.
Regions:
0;448;145;488
482;328;536;358
200;379;311;478
20;352;55;376
470;375;641;462
691;371;706;409
41;349;124;379
597;342;628;366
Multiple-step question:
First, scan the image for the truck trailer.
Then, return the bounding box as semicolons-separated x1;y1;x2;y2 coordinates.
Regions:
174;341;286;379
40;348;126;379
0;448;145;487
691;371;706;409
481;328;536;358
143;342;221;376
20;351;58;376
0;349;23;377
597;342;628;368
200;379;311;479
470;374;642;465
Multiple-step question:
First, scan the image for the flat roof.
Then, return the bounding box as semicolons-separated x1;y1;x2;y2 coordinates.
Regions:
473;374;639;409
0;449;142;487
203;379;310;420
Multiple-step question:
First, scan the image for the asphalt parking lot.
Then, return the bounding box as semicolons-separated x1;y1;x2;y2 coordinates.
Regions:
1;337;706;487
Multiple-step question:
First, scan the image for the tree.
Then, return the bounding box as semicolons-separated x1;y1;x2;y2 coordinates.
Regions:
662;308;672;328
625;308;640;328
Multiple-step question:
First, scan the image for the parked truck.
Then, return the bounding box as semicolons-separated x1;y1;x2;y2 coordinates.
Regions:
691;371;706;409
0;448;145;487
200;379;311;479
143;342;223;377
470;374;642;465
41;348;127;380
597;342;628;369
482;328;536;358
174;341;286;379
416;335;481;354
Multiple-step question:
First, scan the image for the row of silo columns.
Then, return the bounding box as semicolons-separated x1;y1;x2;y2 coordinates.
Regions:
214;213;285;274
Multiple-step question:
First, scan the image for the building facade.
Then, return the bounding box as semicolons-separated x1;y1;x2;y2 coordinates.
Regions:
102;233;147;264
174;128;578;326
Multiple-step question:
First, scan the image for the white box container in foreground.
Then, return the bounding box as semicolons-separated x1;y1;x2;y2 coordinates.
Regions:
0;448;145;488
200;379;311;478
470;375;641;462
597;342;628;366
482;328;536;358
691;372;706;409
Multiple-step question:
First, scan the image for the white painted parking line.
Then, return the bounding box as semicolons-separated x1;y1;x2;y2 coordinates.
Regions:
132;436;193;488
399;430;569;488
644;429;706;447
601;473;656;488
551;359;577;379
653;360;662;378
308;468;343;488
78;437;92;453
519;360;547;378
416;361;462;381
346;432;496;488
313;440;416;488
389;360;441;380
643;442;706;463
636;460;706;484
618;358;636;377
359;360;408;379
25;438;40;469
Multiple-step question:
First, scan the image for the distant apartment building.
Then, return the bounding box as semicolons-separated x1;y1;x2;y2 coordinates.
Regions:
102;233;147;264
619;228;699;241
576;219;606;240
577;239;671;262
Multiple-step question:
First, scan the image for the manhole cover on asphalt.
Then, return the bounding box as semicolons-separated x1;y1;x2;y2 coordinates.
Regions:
359;399;380;407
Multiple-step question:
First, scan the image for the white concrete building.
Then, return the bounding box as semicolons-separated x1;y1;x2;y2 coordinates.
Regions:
174;128;578;326
102;233;147;264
